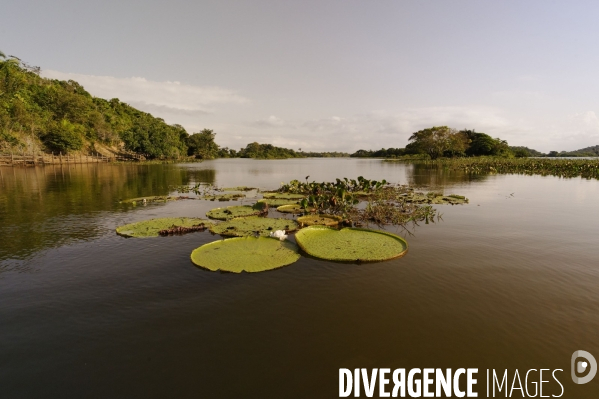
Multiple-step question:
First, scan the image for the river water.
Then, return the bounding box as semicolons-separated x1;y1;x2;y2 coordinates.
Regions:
1;158;598;398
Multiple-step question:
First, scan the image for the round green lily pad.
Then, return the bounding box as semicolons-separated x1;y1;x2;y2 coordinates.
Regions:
295;226;408;262
256;198;299;207
210;216;299;237
222;186;257;191
262;193;305;200
202;193;245;201
116;217;213;238
119;195;172;204
297;214;343;226
277;204;304;213
206;205;262;220
191;236;301;273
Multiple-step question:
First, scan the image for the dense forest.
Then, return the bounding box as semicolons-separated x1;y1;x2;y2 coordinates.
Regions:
0;53;304;160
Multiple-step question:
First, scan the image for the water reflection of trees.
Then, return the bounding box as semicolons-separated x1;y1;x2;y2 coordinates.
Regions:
405;162;488;187
186;169;216;184
0;164;215;263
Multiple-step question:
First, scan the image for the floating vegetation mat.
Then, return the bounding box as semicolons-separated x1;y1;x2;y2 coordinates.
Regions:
403;192;468;205
206;205;263;220
190;236;301;273
210;216;299;237
116;217;214;238
202;193;245;201
386;158;599;180
262;193;305;200
296;214;343;226
295;226;408;262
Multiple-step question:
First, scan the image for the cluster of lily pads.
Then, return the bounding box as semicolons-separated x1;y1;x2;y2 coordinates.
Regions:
115;177;469;273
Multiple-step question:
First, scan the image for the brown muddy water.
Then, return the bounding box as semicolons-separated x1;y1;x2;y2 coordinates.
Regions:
1;158;598;398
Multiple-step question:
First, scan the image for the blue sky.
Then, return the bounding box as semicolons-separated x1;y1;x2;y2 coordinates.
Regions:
2;0;599;152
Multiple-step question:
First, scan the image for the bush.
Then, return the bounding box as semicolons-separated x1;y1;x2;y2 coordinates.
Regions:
43;120;84;152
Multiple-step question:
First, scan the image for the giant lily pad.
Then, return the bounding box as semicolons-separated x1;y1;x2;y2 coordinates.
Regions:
119;196;176;205
295;226;408;262
262;193;305;200
296;214;343;226
190;236;301;273
202;193;245;201
210;216;299;237
222;186;257;191
206;205;262;220
430;194;468;205
116;217;214;238
256;198;299;207
277;204;305;214
405;192;468;205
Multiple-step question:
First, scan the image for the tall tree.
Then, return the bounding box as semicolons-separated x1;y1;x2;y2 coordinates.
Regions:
407;126;458;159
187;129;220;159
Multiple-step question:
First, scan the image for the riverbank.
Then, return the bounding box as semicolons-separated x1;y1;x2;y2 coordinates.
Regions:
0;151;144;166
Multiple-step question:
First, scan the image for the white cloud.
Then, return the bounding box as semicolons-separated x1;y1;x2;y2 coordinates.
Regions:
569;111;599;133
42;70;248;115
251;115;294;128
296;106;511;150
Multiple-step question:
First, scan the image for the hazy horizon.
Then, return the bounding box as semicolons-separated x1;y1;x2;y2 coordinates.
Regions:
3;0;599;153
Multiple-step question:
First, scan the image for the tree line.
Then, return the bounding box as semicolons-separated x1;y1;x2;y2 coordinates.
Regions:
351;127;551;159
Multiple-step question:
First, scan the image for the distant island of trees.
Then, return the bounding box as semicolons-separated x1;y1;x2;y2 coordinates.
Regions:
350;127;598;159
1;53;596;160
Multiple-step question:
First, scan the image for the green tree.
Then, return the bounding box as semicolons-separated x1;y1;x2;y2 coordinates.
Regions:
43;119;85;152
461;130;510;156
187;129;220;159
408;126;458;159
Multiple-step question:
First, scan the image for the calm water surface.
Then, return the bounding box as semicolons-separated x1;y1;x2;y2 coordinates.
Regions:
1;158;598;398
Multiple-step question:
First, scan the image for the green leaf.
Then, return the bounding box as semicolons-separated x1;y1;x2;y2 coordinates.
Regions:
191;237;301;273
116;217;213;238
206;205;263;220
295;226;408;262
210;216;299;237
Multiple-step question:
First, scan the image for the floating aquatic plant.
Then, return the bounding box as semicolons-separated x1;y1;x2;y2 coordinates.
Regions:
202;193;245;201
295;226;408;262
190;236;301;273
262;193;305;200
296;214;343;227
275;177;456;228
276;204;310;214
222;186;257;191
210;216;299;237
119;196;178;205
404;192;468;205
256;198;299;207
116;217;213;238
206;205;263;220
385;157;599;180
158;225;208;236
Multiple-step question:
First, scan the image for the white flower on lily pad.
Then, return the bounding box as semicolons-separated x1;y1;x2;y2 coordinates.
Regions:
269;230;288;241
